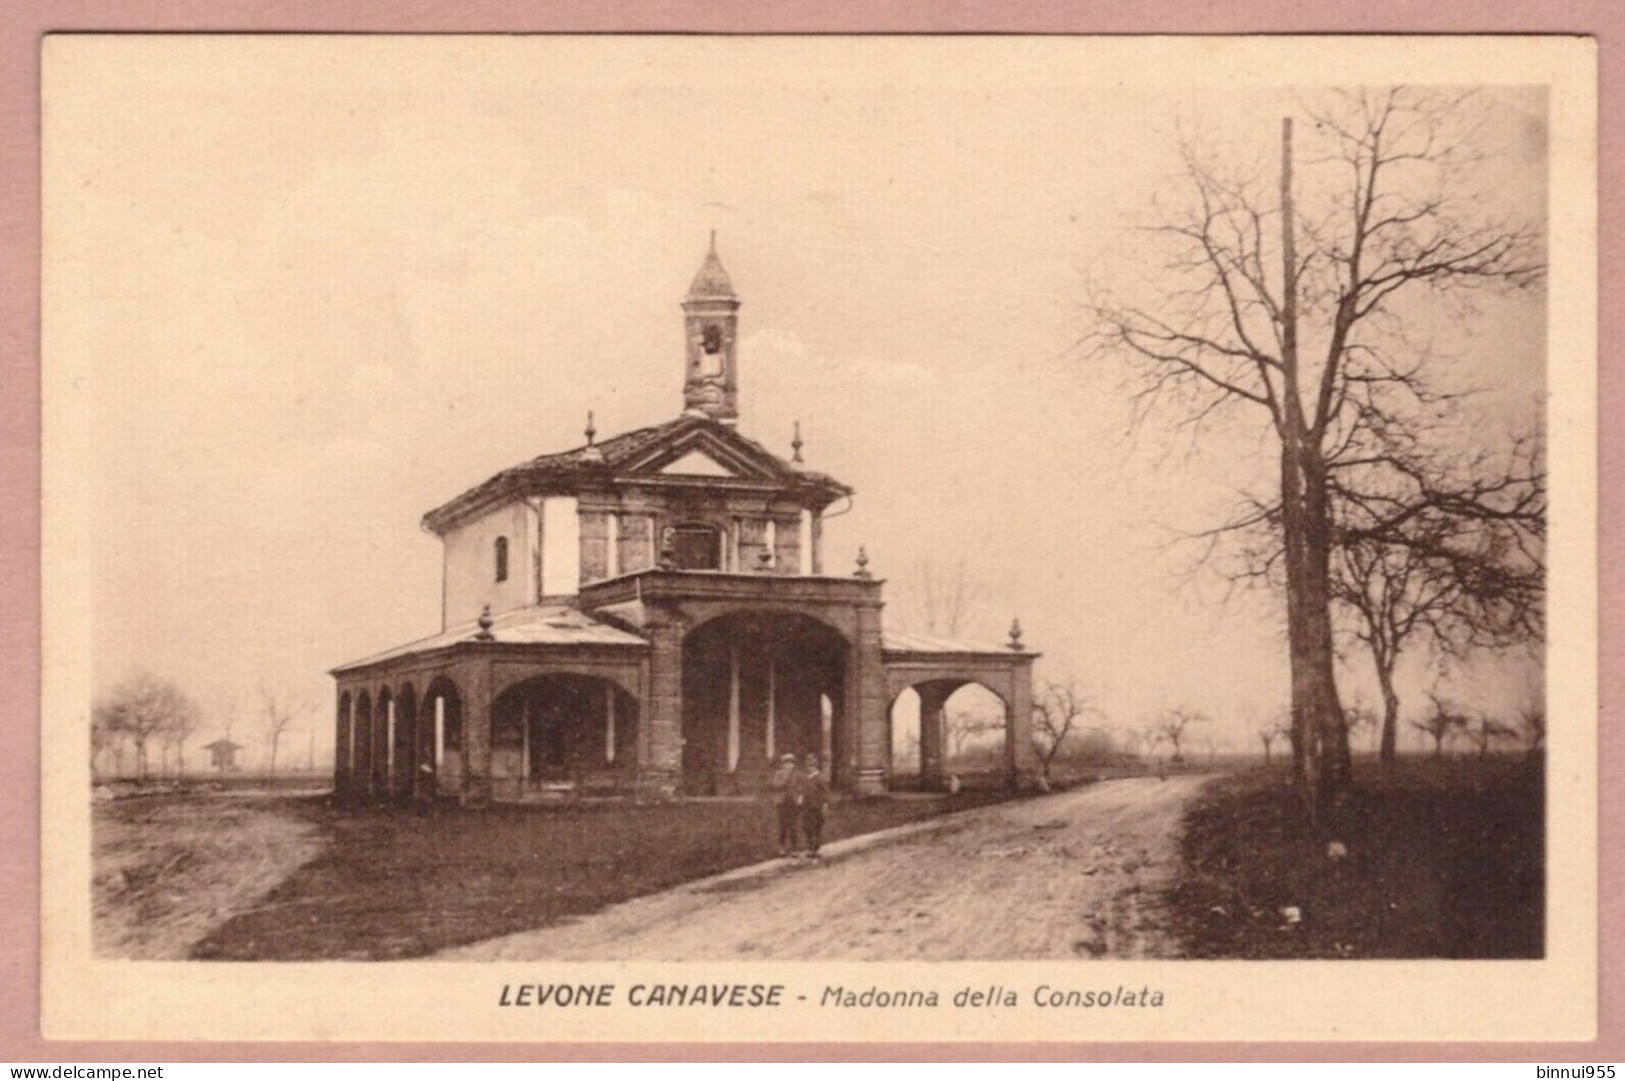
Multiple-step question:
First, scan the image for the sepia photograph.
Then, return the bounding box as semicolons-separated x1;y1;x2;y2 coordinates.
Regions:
38;34;1596;1043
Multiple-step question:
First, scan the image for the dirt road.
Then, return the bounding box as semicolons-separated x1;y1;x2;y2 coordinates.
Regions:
445;774;1212;962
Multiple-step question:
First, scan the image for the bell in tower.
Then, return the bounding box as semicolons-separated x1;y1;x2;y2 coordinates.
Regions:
682;231;741;424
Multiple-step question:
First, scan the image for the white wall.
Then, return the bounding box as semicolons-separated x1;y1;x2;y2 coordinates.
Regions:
441;500;535;628
540;495;580;598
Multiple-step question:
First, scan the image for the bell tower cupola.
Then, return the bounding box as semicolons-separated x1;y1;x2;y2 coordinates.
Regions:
682;231;741;424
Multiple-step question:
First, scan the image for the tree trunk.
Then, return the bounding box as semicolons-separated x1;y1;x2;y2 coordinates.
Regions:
1278;117;1350;822
1378;664;1400;763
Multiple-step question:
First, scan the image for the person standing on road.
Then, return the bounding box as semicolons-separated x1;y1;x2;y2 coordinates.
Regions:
799;753;829;859
770;753;802;857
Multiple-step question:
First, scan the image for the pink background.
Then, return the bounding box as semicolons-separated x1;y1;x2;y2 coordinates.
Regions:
0;0;1615;1062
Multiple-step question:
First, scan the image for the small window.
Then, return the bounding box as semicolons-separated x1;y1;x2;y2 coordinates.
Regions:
494;536;509;583
670;523;722;571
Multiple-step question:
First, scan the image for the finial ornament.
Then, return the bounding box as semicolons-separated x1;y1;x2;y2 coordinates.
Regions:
585;410;597;446
476;605;496;641
1008;618;1024;651
853;546;872;579
792;420;804;464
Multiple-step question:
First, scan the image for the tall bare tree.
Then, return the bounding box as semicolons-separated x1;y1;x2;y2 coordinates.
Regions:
1088;89;1542;816
260;687;305;775
902;556;987;639
1031;680;1105;782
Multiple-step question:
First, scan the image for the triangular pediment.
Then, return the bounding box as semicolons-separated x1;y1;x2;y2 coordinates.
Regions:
659;449;737;477
618;421;790;482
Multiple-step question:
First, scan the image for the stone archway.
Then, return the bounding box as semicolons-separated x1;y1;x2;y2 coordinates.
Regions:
680;611;847;795
421;676;463;797
888;678;1011;791
392;683;419;799
490;673;640;800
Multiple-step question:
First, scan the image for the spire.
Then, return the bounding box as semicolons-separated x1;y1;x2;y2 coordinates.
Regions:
687;231;737;300
682;233;742;424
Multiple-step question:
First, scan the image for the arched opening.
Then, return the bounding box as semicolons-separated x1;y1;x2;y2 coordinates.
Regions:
336;691;353;787
392;683;418;799
421;676;463;797
494;536;509;582
373;688;393;795
491;673;640;799
888;680;1010;791
889;686;922;785
353;691;373;794
681;612;846;795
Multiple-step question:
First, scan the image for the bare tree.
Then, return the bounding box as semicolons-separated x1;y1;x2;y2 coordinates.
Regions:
1156;706;1209;764
94;673;200;782
159;701;203;778
901;556;987;639
945;707;1003;762
1413;690;1468;758
1030;680;1105;782
1463;714;1517;761
1343;699;1379;757
1087;89;1542;817
1258;724;1287;765
1517;695;1545;761
260;687;305;775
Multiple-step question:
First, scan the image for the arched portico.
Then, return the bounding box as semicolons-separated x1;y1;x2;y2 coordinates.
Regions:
678;611;846;795
888;679;1012;790
491;672;640;800
883;650;1039;791
421;676;463;797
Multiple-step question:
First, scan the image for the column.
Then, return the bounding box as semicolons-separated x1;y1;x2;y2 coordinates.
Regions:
385;699;397;796
1006;662;1038;789
618;514;653;574
851;602;889;794
764;656;777;762
459;660;494;805
737;518;769;572
605;684;617;765
638;615;684;799
772;515;801;575
810;514;824;575
334;692;351;795
727;642;741;772
579;510;611;583
917;682;951;790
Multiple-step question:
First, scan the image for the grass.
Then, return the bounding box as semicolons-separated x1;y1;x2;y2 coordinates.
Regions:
1166;755;1544;959
189;787;1022;961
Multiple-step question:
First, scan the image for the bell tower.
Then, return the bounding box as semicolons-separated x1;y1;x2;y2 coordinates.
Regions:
682;231;741;424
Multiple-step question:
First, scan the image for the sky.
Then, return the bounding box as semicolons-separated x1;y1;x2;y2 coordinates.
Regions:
45;37;1549;764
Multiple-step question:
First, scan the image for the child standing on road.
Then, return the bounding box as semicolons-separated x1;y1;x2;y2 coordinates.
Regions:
799;754;829;859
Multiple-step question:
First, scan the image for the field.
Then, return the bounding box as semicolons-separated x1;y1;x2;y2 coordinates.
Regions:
93;789;326;959
1166;755;1544;959
94;785;1023;960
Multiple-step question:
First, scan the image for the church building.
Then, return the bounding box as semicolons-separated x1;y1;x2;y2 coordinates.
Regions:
331;238;1037;802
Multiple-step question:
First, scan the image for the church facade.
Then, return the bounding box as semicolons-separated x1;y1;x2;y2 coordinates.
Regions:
330;239;1037;803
